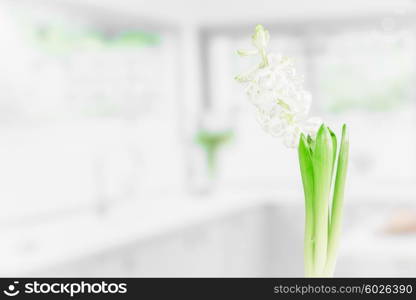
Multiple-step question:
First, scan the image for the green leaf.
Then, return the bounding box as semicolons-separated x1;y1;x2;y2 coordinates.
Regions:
311;124;334;276
306;134;316;153
325;124;349;276
327;127;338;183
298;133;315;276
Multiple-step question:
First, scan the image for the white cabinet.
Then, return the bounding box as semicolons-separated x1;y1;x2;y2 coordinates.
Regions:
132;206;269;277
268;203;304;277
41;205;272;277
219;206;270;276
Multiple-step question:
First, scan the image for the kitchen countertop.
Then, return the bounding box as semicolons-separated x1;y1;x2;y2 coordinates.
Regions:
2;183;416;277
0;189;302;276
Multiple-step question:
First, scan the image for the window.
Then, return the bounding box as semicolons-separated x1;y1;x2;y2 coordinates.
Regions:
0;5;182;223
315;29;416;186
205;21;416;194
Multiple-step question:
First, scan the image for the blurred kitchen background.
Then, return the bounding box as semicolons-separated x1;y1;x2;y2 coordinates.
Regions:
1;0;416;277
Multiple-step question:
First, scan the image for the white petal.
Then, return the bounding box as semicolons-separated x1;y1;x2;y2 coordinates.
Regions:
235;25;323;148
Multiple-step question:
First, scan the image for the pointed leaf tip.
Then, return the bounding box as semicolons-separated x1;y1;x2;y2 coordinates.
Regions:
300;132;306;140
341;124;349;143
298;133;307;148
327;126;336;137
317;123;331;141
342;124;348;134
317;123;326;134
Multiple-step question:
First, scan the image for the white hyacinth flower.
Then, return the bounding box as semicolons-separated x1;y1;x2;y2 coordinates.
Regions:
235;25;321;148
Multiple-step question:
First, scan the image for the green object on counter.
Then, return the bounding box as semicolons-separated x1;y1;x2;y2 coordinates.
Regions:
195;130;233;177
